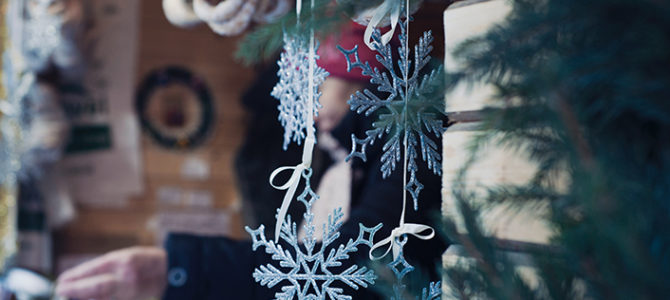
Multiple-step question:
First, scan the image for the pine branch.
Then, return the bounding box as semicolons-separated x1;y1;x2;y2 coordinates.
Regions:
235;0;382;65
442;0;670;298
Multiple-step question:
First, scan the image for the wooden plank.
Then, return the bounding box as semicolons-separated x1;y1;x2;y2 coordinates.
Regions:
442;127;552;244
55;0;255;259
443;0;512;112
447;109;485;124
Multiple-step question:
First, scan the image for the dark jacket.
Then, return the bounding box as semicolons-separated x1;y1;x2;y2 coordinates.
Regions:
162;64;447;300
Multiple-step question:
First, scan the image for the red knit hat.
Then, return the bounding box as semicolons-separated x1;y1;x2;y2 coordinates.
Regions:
318;22;396;83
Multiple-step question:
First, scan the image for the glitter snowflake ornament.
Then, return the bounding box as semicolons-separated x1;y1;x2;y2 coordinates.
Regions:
387;237;441;300
23;0;65;72
420;282;442;300
272;33;329;150
337;19;446;210
246;171;383;300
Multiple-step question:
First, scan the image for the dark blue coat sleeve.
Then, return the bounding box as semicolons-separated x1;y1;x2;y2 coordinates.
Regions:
163;234;279;300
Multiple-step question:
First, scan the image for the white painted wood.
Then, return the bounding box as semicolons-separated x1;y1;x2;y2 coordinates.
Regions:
442;0;552;246
444;0;512;112
441;128;553;244
442;245;544;296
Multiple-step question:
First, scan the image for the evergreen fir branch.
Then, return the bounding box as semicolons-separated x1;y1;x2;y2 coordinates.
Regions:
443;194;538;300
443;0;670;298
235;0;384;65
484;185;561;206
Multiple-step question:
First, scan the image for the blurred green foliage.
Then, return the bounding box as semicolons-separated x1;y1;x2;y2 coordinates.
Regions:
442;0;670;299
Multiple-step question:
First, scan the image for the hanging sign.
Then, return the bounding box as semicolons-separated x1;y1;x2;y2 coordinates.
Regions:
61;0;143;207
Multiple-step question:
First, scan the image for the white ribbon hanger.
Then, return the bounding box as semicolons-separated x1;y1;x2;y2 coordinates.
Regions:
363;0;402;50
369;0;436;261
270;0;318;242
369;219;435;261
352;0;422;50
269;135;315;242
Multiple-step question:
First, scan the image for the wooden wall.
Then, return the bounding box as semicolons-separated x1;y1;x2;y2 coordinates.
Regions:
54;0;256;262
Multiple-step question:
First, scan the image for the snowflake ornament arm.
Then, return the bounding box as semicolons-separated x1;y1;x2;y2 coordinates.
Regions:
245;175;383;300
271;33;328;150
337;19;446;210
269;30;327;242
421;281;442;300
387;237;442;300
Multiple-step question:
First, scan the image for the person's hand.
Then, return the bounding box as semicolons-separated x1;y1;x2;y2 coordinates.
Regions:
55;246;167;300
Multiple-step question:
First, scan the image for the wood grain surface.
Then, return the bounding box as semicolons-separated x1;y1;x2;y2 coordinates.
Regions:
55;0;256;258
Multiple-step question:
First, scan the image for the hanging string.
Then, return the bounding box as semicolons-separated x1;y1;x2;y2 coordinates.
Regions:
296;0;302;18
270;0;317;242
402;0;410;237
369;0;435;261
306;0;316;158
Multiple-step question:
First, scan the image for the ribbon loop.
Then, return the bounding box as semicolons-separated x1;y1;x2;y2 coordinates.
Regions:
270;165;306;190
369;223;435;261
273;0;316;243
270;136;315;242
363;0;402;50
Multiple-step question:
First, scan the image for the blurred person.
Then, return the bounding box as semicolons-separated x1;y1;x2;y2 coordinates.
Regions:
55;23;446;300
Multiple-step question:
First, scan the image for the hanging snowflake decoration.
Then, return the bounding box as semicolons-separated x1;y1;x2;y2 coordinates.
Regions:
337;19;446;210
22;0;65;72
387;237;442;300
1;50;37;184
271;33;329;150
245;170;382;300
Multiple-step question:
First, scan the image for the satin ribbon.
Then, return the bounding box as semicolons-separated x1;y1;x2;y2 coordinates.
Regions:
363;0;401;50
369;222;434;261
270;0;317;242
369;0;435;260
269;135;315;242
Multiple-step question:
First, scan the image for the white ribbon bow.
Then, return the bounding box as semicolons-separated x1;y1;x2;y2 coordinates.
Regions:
361;0;435;262
363;0;402;50
369;222;435;261
269;0;319;243
269;135;315;242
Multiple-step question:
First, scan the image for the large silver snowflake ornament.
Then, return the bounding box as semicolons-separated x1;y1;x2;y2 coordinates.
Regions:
245;170;383;300
271;33;329;150
337;19;446;210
